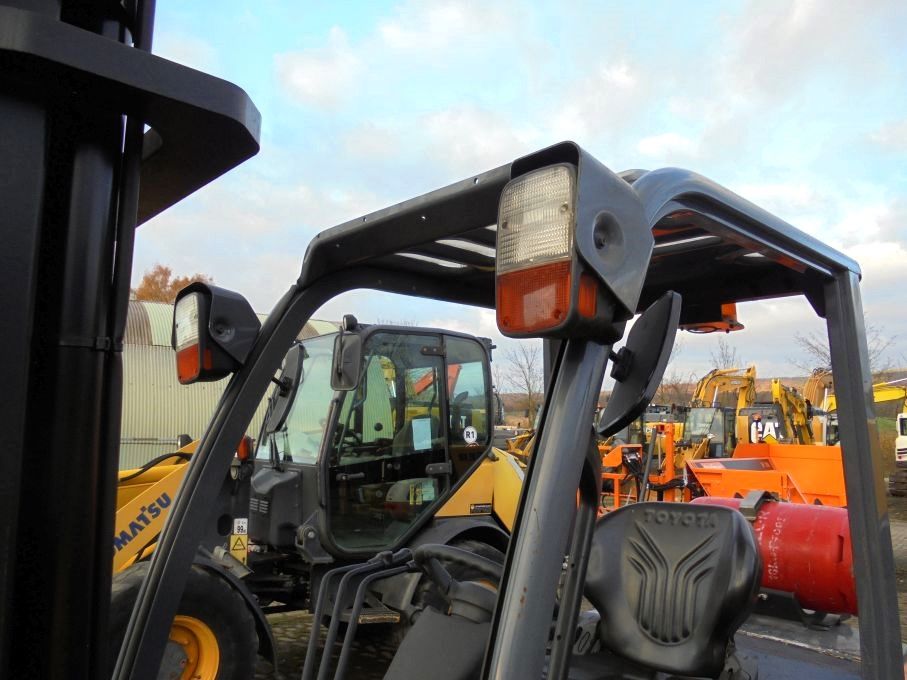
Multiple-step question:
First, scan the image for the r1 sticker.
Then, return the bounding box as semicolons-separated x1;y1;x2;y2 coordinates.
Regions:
463;426;478;445
233;517;248;535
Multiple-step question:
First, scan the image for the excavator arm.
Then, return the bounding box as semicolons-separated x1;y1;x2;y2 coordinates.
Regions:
771;379;815;445
690;366;756;410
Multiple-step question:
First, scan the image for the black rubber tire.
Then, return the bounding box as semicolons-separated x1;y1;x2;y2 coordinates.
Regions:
385;537;505;647
109;561;258;680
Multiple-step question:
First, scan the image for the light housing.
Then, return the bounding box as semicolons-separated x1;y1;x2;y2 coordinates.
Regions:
495;143;654;341
171;283;261;384
680;302;745;334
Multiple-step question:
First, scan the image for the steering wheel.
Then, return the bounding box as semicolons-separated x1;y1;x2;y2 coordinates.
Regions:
413;544;503;600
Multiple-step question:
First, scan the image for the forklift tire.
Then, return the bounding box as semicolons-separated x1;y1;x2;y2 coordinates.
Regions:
109;561;258;680
388;538;504;647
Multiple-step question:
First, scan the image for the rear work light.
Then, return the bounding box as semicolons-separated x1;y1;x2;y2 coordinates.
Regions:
174;292;209;383
497;165;582;334
171;283;262;384
494;142;655;341
496;164;602;338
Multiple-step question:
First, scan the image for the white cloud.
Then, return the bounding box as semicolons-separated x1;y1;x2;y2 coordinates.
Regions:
418;106;540;175
871;119;907;152
342;123;399;158
154;33;221;75
723;0;895;99
547;59;647;142
377;0;509;52
421;309;501;340
275;27;360;109
637;132;698;159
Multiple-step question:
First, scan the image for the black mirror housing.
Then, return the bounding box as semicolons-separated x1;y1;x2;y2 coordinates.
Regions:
597;291;681;437
171;283;261;383
330;332;362;391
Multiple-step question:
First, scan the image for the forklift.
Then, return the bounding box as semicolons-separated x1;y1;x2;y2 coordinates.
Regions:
0;3;900;680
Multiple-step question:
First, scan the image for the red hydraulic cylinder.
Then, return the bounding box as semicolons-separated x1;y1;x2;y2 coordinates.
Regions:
692;496;857;615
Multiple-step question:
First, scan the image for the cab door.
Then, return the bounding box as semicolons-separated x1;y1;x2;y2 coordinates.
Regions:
326;332;450;553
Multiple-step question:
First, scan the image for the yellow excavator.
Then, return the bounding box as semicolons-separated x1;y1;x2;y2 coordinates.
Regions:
677;366;756;461
736;378;817;446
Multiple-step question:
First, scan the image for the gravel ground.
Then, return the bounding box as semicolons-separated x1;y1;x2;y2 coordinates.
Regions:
886;496;907;644
254;612;396;680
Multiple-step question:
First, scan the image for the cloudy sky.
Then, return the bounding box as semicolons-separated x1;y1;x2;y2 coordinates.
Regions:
136;0;907;383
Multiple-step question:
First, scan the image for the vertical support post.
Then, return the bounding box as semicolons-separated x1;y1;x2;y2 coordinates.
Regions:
0;64;52;680
824;271;901;678
0;4;141;678
484;339;609;679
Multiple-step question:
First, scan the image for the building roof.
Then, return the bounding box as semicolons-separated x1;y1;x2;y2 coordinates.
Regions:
125;300;337;346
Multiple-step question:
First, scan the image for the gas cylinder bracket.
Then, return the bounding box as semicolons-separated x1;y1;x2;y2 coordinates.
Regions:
738;489;778;522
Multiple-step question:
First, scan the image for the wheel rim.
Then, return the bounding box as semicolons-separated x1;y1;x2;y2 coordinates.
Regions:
170;615;220;680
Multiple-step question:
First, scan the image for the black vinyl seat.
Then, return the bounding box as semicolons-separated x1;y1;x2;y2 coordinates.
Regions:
582;502;761;679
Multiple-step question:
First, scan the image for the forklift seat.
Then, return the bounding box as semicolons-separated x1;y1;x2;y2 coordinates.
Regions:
583;502;761;678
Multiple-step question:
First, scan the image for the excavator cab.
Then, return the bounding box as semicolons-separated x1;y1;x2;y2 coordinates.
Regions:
681;406;737;457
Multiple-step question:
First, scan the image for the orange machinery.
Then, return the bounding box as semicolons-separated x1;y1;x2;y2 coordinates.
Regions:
600;421;847;510
600;423;693;513
687;440;847;506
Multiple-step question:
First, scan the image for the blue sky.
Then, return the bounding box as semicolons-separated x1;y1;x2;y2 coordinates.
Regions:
136;0;907;382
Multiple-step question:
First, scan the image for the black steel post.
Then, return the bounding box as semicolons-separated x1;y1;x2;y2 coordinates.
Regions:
0;9;57;675
824;271;902;679
484;339;609;679
0;3;139;678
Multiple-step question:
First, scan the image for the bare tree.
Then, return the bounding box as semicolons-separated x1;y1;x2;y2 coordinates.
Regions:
654;339;694;407
709;336;741;369
791;320;895;379
491;357;507;395
503;343;543;422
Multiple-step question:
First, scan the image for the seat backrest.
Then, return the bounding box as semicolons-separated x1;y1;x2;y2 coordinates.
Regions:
585;502;761;678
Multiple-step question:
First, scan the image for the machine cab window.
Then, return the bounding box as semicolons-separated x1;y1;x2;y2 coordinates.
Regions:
327;332;450;552
255;334;337;465
446;336;491;478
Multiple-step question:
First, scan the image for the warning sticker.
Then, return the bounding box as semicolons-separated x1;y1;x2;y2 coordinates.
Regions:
230;534;248;565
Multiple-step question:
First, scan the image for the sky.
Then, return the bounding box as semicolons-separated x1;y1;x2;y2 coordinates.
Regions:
135;0;907;384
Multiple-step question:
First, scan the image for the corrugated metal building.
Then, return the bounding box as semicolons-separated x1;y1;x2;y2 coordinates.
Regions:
120;300;337;469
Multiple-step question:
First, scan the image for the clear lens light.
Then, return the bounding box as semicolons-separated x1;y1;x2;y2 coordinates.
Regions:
497;164;576;274
174;293;201;351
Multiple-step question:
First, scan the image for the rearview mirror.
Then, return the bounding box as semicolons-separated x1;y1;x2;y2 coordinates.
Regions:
331;332;362;391
264;344;306;433
597;291;681;437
